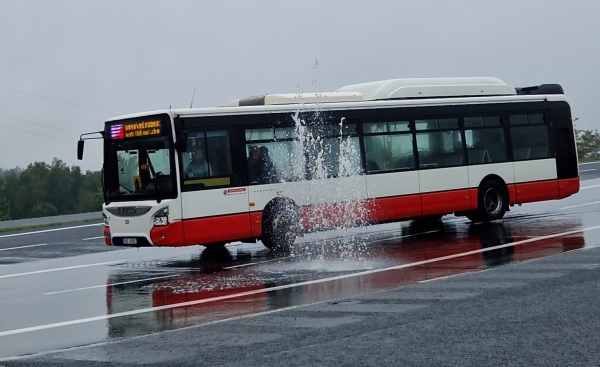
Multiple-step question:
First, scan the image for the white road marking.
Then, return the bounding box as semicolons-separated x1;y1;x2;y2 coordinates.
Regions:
372;229;440;243
82;236;104;241
0;260;122;280
418;271;478;283
580;169;598;172
0;243;47;252
0;223;102;239
44;274;180;295
223;257;293;270
560;200;600;210
580;184;600;190
0;301;326;363
1;223;600;338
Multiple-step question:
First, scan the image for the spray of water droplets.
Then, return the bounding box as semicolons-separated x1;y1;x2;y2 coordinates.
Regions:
286;110;374;261
260;60;376;264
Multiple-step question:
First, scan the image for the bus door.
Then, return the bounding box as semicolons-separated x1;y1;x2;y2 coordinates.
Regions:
179;126;252;245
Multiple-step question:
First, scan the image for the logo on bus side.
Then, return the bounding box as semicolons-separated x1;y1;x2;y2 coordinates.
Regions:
223;188;247;196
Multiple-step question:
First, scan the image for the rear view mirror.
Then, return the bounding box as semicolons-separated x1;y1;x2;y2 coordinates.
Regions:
176;130;188;152
77;130;104;160
77;140;85;160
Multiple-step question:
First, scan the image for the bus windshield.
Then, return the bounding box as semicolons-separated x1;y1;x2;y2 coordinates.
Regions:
104;135;176;203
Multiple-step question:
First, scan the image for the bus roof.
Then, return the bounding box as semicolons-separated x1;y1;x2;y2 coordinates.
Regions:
105;77;567;122
228;77;517;107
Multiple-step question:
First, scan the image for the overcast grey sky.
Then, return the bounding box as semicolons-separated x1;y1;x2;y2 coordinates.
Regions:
0;0;598;171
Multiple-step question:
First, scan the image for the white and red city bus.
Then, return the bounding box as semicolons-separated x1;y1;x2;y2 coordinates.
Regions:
77;77;580;251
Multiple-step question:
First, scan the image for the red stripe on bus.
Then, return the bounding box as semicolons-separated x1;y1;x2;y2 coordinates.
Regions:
469;188;479;209
507;184;517;205
147;178;579;247
250;212;263;237
514;180;559;204
558;177;580;199
301;201;373;231
368;194;421;222
421;189;472;216
178;214;251;246
151;221;185;246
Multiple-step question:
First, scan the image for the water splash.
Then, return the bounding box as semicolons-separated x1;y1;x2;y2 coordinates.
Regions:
263;60;375;259
288;109;373;260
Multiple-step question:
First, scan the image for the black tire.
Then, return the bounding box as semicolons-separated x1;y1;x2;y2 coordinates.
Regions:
470;180;508;222
261;198;300;253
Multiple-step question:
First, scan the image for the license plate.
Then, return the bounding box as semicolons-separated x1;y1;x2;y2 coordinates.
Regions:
123;238;137;245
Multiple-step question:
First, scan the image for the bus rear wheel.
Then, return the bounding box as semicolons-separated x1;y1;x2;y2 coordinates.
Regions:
468;180;508;223
261;199;300;253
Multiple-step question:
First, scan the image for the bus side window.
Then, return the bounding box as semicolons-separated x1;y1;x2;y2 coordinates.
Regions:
363;121;415;172
464;116;507;164
245;126;304;185
181;130;234;189
304;123;361;178
415;118;464;168
509;114;550;161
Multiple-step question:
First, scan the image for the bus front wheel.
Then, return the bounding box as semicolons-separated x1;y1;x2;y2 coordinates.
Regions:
261;198;300;253
468;180;508;223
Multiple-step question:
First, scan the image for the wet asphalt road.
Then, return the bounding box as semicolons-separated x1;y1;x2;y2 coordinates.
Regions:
579;160;600;181
0;165;600;365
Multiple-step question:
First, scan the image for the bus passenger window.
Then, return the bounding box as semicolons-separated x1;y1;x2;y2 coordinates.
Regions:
304;124;361;178
509;114;550;160
180;130;234;188
363;120;415;173
415;118;464;168
245;126;305;184
464;116;507;164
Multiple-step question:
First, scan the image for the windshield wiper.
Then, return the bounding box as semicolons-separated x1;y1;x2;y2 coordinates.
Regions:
143;145;162;204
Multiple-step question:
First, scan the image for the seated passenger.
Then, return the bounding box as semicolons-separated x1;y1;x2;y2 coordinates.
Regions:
183;147;212;178
258;146;278;183
248;146;260;183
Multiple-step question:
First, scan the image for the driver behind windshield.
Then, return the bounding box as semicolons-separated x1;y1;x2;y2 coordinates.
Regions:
183;146;212;178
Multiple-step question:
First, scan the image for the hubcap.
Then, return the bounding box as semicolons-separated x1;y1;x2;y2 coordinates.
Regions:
483;188;503;215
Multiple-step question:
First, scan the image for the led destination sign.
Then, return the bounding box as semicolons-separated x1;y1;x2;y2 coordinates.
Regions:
110;120;162;139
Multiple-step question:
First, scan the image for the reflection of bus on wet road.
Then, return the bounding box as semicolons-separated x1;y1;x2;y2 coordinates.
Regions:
104;220;585;338
77;77;580;251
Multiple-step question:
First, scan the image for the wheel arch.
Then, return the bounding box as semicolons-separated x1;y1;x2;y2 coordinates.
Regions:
478;174;510;202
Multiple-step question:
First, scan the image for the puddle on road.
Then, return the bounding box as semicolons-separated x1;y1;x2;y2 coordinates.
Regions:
101;213;590;340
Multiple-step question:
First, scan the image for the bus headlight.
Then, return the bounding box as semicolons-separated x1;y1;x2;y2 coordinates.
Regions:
153;207;169;226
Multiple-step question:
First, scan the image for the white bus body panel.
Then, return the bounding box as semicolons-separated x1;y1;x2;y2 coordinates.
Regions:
467;162;515;188
366;171;420;198
514;159;557;182
418;167;470;193
309;176;368;205
181;189;249;219
249;181;311;210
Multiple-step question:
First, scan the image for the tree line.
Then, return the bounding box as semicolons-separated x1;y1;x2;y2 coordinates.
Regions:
0;127;599;221
575;128;600;161
0;158;102;221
